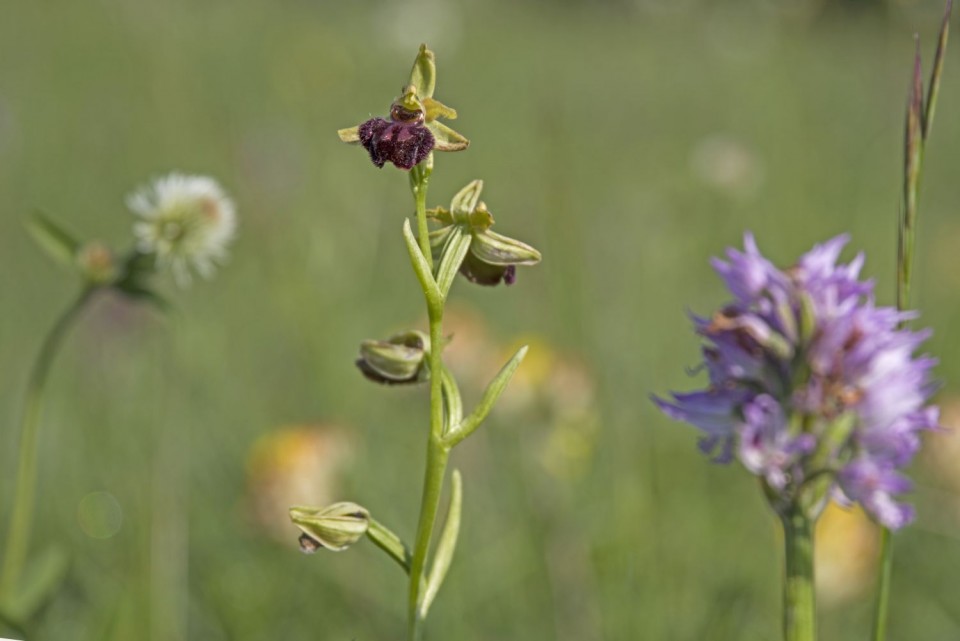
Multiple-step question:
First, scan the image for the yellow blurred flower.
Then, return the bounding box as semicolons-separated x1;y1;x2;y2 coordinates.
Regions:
498;336;596;421
497;335;600;482
496;335;557;416
439;303;501;389
815;501;878;607
537;411;601;482
246;425;353;543
436;305;602;483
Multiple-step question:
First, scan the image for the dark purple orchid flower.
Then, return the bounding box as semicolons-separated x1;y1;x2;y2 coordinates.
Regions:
358;105;435;171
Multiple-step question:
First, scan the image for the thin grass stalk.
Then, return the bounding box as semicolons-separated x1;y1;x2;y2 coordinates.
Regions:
0;290;92;599
873;5;951;639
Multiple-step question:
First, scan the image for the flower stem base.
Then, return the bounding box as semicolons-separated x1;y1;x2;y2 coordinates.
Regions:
781;506;817;641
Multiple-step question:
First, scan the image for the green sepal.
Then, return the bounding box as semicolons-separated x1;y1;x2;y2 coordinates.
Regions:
426;120;469;152
423;97;457;122
451;180;483;218
442;345;528;449
366;518;413;574
471;230;542;267
26;212;80;268
409;44;436;99
434;226;472;300
420;469;463;618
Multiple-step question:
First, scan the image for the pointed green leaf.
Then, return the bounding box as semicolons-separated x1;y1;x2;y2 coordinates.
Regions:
442;345;529;449
420;469;463;617
426;121;469;152
409;44;436;99
924;0;952;138
440;364;463;437
435;226;472;300
402;219;441;310
366;518;412;574
26;212;80;267
338;126;360;143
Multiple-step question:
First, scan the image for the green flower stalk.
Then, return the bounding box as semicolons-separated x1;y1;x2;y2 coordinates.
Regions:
873;4;951;640
0;174;237;626
295;44;541;641
781;505;816;641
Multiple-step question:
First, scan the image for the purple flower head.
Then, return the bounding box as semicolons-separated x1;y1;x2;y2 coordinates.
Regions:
338;46;469;170
739;395;817;490
358;105;435;170
653;233;939;528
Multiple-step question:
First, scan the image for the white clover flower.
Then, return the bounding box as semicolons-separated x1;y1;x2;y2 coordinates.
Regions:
127;173;237;287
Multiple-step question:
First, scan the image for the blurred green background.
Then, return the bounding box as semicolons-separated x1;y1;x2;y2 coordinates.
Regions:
2;0;960;639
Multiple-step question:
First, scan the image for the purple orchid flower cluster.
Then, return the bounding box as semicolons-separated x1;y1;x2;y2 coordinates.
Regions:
655;234;939;529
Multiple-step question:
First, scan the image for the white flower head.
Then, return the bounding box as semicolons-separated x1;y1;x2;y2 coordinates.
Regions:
127;173;237;287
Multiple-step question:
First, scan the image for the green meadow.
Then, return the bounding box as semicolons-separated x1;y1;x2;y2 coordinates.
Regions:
1;1;959;639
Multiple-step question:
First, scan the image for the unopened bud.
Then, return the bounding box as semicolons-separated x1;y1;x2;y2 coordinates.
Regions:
290;502;370;552
76;241;117;285
356;330;430;385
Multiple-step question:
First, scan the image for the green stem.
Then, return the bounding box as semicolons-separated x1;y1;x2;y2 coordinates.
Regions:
0;289;92;600
407;165;448;641
781;506;816;641
871;528;893;641
411;166;433;271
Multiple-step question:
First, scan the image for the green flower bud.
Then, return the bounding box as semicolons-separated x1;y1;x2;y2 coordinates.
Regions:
76;241;118;285
428;181;542;287
289;502;370;553
356;330;430;385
